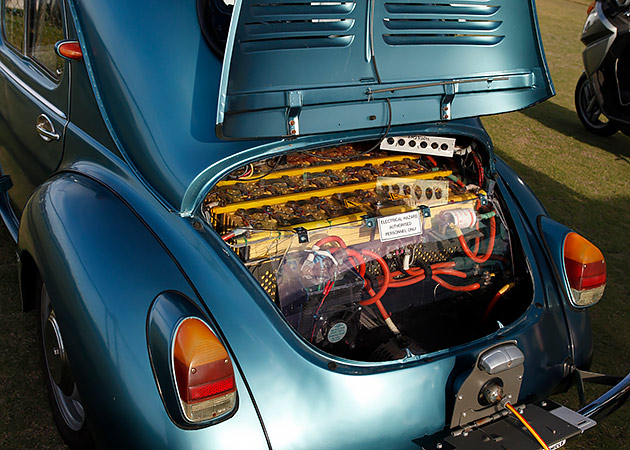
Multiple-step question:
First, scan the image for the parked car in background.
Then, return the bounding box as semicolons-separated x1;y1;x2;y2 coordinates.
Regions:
0;0;628;448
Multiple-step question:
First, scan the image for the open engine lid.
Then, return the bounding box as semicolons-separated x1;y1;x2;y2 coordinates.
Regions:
216;0;554;139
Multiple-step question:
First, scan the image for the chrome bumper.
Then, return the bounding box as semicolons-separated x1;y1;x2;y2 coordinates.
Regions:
578;371;630;421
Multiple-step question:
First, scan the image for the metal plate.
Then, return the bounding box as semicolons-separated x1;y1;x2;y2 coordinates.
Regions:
421;404;583;450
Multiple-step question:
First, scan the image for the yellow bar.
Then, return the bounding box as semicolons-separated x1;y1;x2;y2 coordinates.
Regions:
234;196;479;259
217;154;425;186
212;170;453;214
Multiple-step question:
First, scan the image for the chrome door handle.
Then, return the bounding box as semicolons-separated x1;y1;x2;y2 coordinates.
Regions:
36;114;60;142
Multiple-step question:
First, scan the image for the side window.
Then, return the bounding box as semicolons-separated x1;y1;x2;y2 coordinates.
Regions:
3;0;25;52
28;0;63;77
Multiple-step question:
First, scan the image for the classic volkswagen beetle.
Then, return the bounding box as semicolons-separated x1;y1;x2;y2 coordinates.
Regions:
0;0;628;448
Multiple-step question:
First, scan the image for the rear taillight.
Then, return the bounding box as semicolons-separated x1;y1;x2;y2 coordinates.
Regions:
586;0;596;14
564;232;606;307
172;318;237;422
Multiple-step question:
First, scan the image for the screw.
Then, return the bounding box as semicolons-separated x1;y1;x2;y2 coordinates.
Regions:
443;114;448;119
443;106;448;111
463;431;469;437
462;412;467;417
192;221;203;230
289;120;295;126
53;347;60;356
541;401;547;407
291;129;297;135
436;443;443;449
458;395;463;400
224;359;229;364
191;367;197;374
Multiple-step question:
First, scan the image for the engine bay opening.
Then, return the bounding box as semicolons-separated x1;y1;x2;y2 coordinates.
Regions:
202;136;533;362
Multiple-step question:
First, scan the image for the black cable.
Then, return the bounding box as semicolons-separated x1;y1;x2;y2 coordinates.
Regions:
304;98;393;163
236;156;283;182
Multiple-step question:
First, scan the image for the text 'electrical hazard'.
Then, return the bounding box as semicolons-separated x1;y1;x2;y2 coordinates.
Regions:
377;211;423;242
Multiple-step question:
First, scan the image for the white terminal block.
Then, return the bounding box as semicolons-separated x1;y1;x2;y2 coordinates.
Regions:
380;135;456;158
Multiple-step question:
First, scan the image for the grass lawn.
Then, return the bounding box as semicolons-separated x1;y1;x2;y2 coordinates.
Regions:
0;0;629;447
484;0;630;448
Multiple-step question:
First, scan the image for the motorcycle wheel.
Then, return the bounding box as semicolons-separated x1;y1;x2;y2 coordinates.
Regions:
575;73;618;136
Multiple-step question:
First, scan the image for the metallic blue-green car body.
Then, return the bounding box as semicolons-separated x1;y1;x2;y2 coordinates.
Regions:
0;0;625;448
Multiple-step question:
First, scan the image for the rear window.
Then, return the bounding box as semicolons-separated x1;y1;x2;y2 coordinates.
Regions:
198;0;233;57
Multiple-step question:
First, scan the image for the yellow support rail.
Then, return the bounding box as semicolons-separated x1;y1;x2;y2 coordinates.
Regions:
216;154;427;187
212;170;453;214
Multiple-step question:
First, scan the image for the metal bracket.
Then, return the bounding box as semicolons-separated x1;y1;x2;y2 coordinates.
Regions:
419;205;431;218
440;83;456;121
294;226;309;243
286;90;303;136
478;193;488;206
362;215;377;229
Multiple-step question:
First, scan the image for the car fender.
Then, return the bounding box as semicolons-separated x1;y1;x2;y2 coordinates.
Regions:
17;171;268;449
495;157;592;371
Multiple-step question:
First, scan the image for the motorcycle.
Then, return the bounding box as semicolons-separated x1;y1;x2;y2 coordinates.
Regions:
575;0;630;136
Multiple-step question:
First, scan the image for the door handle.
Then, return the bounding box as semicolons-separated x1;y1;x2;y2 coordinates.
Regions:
36;114;60;142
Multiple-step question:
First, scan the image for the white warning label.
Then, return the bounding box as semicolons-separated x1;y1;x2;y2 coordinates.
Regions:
377;211;423;242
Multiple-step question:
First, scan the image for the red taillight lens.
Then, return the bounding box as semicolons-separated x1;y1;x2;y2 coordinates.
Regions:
564;232;606;307
173;318;237;422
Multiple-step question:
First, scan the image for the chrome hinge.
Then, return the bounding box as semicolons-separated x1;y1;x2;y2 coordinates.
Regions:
286;90;303;136
441;83;456;121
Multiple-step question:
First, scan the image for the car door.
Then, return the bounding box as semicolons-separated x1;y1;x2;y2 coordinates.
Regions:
0;0;68;220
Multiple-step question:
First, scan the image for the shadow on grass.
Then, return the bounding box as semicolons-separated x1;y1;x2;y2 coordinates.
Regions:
495;150;630;448
520;101;630;163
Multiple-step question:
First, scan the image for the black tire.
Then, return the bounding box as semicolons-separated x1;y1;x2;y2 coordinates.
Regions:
575;73;618;136
37;278;95;449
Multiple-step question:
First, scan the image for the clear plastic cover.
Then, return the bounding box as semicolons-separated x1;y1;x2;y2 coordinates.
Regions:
204;139;532;361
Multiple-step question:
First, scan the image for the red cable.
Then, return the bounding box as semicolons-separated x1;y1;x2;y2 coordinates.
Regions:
310;280;334;342
314;235;347;249
457;216;496;264
471;220;481;255
345;248;366;278
432;275;480;292
482;283;515;321
358;250;390;305
425;155;438;167
358;250;391;322
471;151;485;187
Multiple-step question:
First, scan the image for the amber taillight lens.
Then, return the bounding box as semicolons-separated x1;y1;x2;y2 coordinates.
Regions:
55;41;83;60
564;232;606;307
172;318;237;422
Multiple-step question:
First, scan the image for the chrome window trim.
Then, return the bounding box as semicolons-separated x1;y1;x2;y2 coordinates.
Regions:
0;59;66;119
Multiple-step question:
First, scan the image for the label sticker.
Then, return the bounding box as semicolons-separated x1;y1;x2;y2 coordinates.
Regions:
327;322;348;344
377;211;423;242
549;439;566;450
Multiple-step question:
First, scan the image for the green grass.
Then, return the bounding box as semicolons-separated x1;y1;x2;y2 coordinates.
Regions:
0;224;65;448
0;0;629;447
483;0;630;448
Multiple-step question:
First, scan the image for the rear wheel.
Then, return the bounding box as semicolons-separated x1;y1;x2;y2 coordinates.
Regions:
575;73;618;136
37;279;94;449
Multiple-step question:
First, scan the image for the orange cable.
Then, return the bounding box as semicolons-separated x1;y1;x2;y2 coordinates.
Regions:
505;402;550;450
